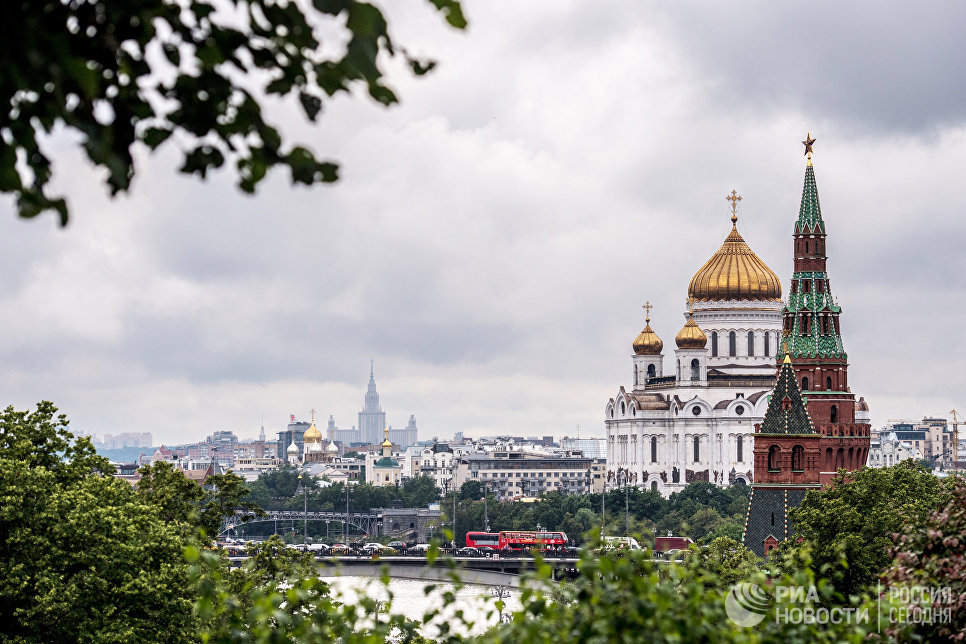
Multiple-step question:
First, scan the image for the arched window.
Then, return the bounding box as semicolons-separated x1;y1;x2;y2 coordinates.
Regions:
620;401;625;415
830;405;838;424
747;331;755;356
693;436;700;462
634;369;638;386
729;331;736;357
651;480;658;492
690;358;700;381
711;331;718;357
825;447;833;470
771;512;775;526
764;332;770;357
737;435;743;462
801;376;809;391
805;241;810;253
650;436;657;463
792;445;804;471
768;445;780;471
826;376;832;390
647;364;656;379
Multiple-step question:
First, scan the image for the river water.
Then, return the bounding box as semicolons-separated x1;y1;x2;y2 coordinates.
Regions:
319;576;523;638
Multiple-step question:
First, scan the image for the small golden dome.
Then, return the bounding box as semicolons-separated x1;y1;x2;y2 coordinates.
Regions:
687;214;782;302
303;422;323;443
633;305;663;355
675;315;707;349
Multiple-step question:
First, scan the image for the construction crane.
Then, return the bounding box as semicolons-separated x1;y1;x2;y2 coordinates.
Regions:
951;410;961;472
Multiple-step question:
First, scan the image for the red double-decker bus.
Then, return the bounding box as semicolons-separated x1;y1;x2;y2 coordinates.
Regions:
497;530;568;551
465;532;500;549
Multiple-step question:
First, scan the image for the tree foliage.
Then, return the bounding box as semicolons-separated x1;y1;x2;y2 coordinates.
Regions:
1;0;466;224
789;460;949;597
136;461;262;537
0;402;197;642
881;474;966;642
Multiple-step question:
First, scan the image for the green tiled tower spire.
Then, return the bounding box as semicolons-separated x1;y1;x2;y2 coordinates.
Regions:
796;164;826;234
759;355;817;435
781;153;846;360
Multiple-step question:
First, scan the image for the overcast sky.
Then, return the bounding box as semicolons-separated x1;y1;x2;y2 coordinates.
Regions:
2;0;964;445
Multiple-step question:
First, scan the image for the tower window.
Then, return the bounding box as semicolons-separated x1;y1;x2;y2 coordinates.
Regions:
747;331;754;356
830;405;838;424
817;280;824;293
647;364;656;379
771;512;775;526
792;445;804;472
737;435;743;462
768;445;780;471
693;436;700;462
620;401;625;415
729;331;736;357
711;331;718;357
650;436;657;463
690;358;700;381
801;376;809;391
764;332;770;357
826;376;832;390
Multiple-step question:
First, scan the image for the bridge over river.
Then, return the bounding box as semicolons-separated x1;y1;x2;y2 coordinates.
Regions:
228;553;581;587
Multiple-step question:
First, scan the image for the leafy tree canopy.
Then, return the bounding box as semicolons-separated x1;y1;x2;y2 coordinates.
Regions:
789;460;949;597
0;402;197;642
1;0;466;224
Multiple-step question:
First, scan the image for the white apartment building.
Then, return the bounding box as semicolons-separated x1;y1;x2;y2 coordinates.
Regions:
453;451;593;500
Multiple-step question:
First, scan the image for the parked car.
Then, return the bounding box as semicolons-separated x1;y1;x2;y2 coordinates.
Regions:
408;543;432;554
387;541;407;551
456;547;482;557
306;543;330;553
329;543;349;555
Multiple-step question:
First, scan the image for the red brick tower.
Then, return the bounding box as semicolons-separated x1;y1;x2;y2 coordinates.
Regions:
742;353;822;557
780;135;871;484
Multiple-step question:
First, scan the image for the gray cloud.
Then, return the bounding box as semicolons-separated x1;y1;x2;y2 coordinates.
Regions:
0;0;963;442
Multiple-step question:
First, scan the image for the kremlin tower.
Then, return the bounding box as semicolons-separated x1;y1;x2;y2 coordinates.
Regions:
743;135;872;556
780;134;871;484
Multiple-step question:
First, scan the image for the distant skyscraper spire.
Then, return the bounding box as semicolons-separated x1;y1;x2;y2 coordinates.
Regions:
259;417;265;442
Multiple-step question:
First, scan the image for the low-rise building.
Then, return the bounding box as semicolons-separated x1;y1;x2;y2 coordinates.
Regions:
453;450;593;500
867;431;922;468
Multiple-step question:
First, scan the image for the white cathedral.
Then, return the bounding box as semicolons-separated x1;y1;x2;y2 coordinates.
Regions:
605;199;784;497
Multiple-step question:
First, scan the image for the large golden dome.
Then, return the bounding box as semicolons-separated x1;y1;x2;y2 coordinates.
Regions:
675;314;707;349
633;306;663;355
688;214;782;302
303;422;323;443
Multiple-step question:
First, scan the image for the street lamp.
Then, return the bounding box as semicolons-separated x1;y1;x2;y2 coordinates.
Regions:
296;468;308;547
601;475;606;539
483;489;490;533
344;481;350;544
617;469;630;536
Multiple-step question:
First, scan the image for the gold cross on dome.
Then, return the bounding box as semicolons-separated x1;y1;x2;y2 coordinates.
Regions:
726;190;742;223
643;301;653;322
310;408;316;422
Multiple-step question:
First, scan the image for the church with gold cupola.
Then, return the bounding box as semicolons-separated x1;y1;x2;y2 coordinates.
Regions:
606;191;786;497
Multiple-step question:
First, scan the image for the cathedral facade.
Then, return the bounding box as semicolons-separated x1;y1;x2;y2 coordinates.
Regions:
605;193;784;497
